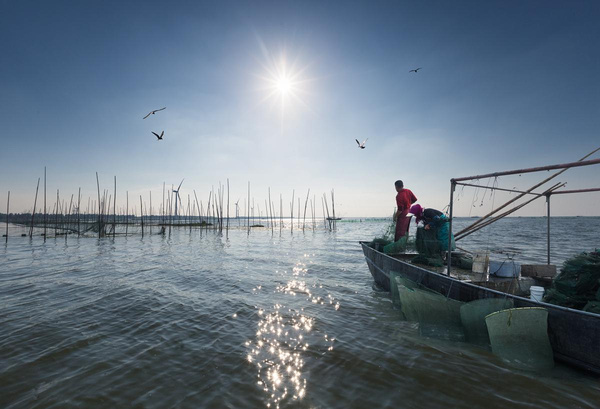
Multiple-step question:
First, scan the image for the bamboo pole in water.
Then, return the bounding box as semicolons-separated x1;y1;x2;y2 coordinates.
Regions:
302;188;310;231
323;193;331;229
113;176;117;239
270;200;275;234
44;167;47;240
193;190;201;223
169;185;173;235
107;194;111;235
126;191;129;236
268;188;273;234
310;200;315;230
55;190;59;237
30;178;40;237
279;194;282;236
331;189;336;230
313;194;316;230
247;182;250;234
149;191;153;234
77;188;81;237
5;191;9;242
321;197;326;227
140;195;144;237
290;189;294;234
66;194;73;242
227;179;230;233
96;172;101;238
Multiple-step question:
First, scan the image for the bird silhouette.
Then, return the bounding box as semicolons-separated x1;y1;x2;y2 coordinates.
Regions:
409;67;422;73
143;107;166;119
152;131;164;140
356;138;368;149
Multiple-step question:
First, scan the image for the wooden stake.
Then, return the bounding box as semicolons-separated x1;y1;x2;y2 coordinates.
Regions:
96;172;101;237
126;191;129;236
30;178;40;237
77;188;81;237
5;191;9;243
302;188;310;231
140;195;144;237
227;179;230;233
44;167;47;240
113;176;117;239
290;189;295;233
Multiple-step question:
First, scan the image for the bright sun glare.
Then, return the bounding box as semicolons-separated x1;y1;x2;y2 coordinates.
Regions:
258;52;310;118
276;76;291;95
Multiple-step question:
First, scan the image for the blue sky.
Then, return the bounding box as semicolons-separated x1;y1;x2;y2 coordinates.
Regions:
1;0;599;216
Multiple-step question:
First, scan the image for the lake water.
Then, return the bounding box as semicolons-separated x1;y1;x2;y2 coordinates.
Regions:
1;217;600;408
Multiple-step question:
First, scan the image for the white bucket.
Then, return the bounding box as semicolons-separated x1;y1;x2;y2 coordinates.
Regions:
530;286;545;302
472;252;489;273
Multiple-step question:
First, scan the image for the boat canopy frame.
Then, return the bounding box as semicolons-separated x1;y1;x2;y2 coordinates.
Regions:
447;157;600;275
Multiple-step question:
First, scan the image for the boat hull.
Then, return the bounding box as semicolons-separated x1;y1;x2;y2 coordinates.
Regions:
360;241;600;375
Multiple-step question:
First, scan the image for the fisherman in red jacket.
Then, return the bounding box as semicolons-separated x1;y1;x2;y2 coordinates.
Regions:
394;180;417;241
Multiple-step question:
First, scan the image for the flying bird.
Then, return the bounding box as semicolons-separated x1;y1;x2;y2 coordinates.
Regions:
152;131;164;140
409;67;422;73
143;107;166;119
356;138;368;149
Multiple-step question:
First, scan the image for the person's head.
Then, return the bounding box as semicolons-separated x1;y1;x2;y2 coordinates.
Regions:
394;180;404;192
409;204;423;222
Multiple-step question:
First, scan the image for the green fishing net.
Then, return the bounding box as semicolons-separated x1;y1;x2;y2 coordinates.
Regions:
369;216;415;254
383;235;408;254
543;249;600;310
485;307;554;370
460;298;514;345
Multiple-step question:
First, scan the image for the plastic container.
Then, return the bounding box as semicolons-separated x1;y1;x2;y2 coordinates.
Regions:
530;286;545;302
472;252;489;273
489;259;521;277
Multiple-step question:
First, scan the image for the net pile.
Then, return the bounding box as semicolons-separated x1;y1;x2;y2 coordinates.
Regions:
412;227;444;266
543;249;600;313
368;217;415;254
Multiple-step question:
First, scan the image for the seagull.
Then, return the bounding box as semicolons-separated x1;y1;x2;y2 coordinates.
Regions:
143;107;166;119
356;138;368;149
409;67;422;73
152;131;164;140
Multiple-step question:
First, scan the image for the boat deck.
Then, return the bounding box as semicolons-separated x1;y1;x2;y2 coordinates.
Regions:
389;253;538;296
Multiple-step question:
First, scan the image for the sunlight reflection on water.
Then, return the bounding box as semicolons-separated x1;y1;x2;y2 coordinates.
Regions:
247;259;337;408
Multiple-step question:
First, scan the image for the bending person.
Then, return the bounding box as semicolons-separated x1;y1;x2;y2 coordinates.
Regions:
409;204;455;252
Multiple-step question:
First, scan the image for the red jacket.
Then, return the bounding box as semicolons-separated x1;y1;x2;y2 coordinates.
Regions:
396;189;417;214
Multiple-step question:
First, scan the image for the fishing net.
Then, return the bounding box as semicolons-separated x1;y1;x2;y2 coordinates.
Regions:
485;307;554;370
369;216;415;254
460;298;514;345
415;226;440;256
383;235;408;254
583;301;600;314
543;249;600;310
411;254;444;267
397;284;463;326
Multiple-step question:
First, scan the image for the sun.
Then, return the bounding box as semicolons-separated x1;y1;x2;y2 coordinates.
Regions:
257;51;311;118
276;76;292;95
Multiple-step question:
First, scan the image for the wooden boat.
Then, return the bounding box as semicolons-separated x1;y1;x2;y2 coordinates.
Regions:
360;241;600;374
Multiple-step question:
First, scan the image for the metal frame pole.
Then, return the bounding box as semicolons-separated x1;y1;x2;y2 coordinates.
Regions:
447;180;456;276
